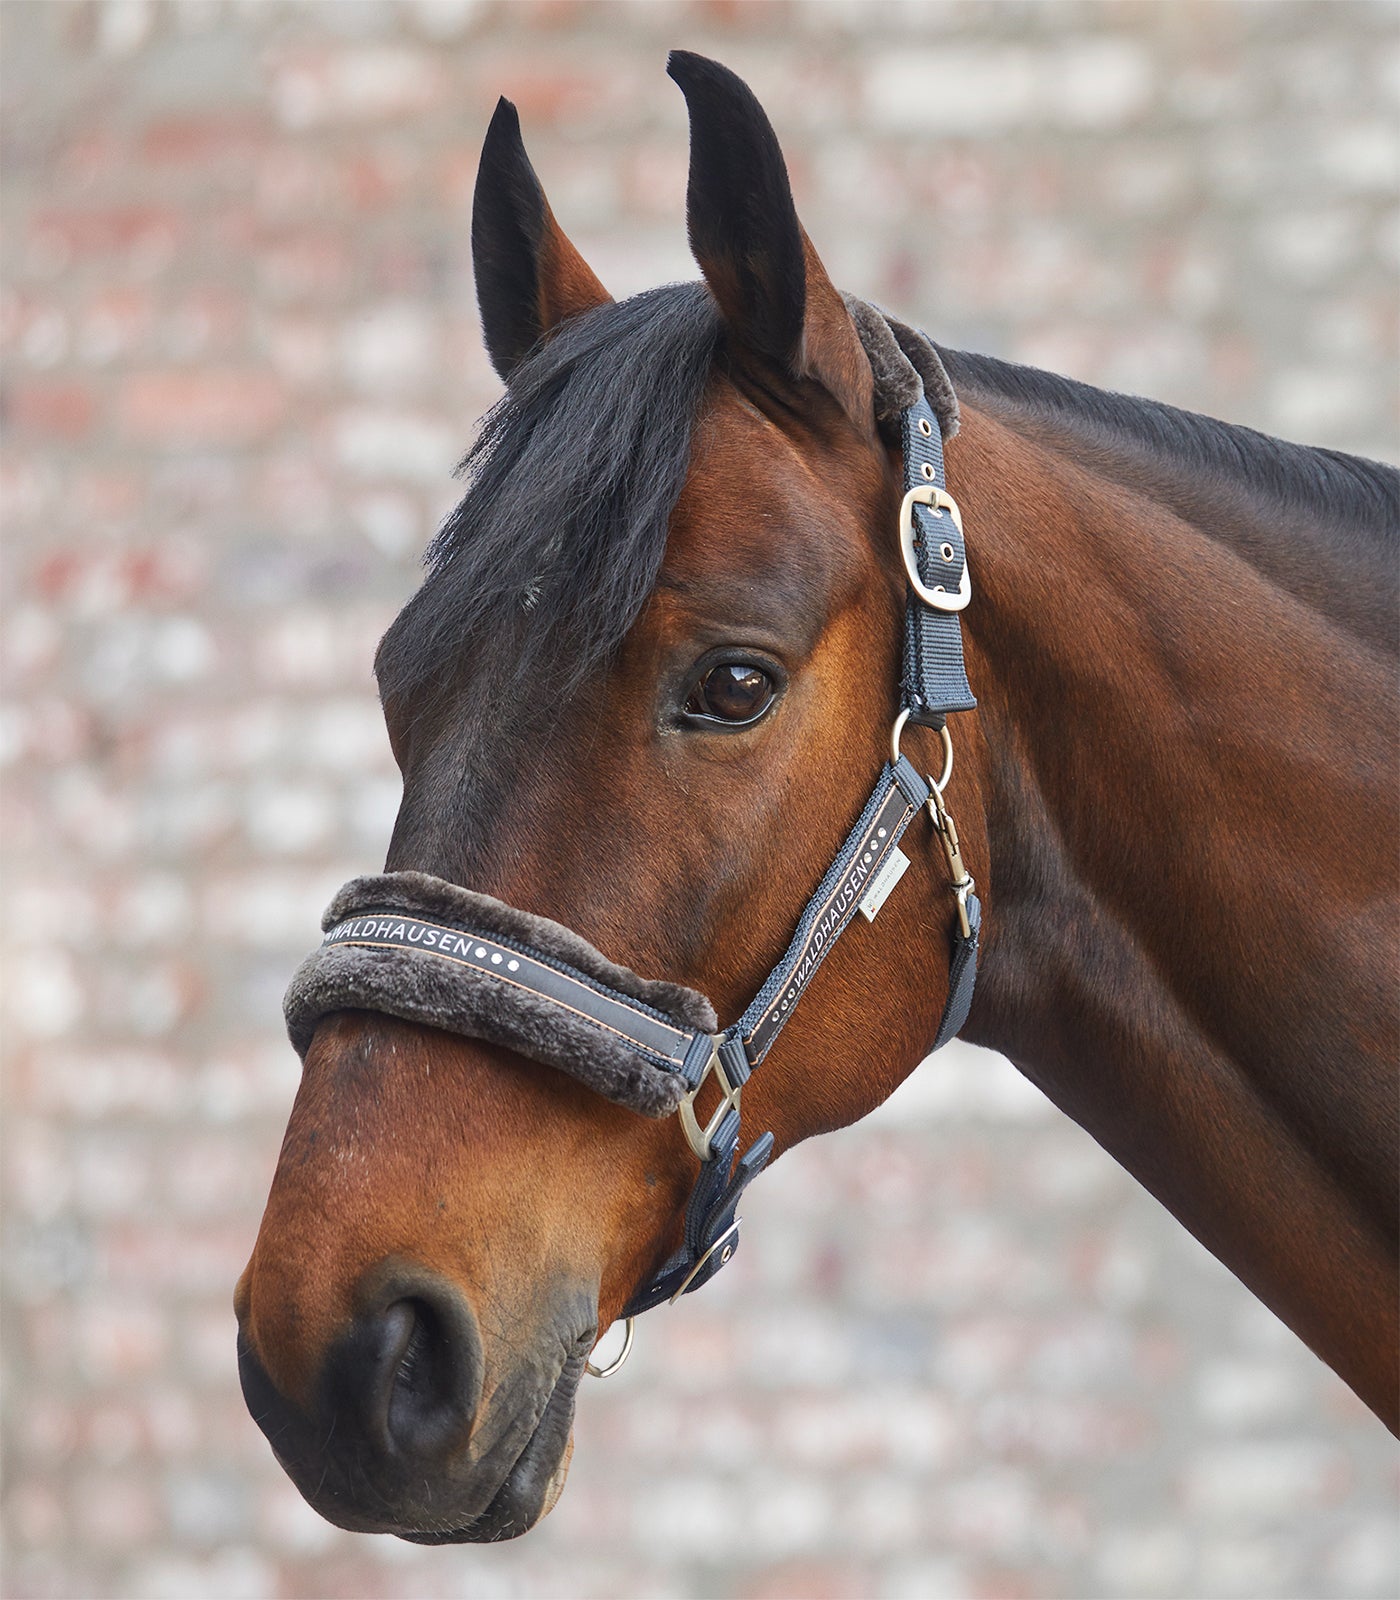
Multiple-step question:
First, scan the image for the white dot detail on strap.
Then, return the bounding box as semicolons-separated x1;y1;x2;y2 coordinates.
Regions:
507;959;519;972
491;953;503;964
475;947;487;959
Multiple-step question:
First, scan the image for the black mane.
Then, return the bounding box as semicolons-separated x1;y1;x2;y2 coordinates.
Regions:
941;346;1397;552
941;346;1397;652
375;282;720;719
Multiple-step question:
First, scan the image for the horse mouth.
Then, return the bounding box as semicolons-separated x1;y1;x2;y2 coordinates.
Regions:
241;1318;589;1545
394;1346;587;1544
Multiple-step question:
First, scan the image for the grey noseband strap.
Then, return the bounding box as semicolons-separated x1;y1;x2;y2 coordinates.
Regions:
285;872;716;1119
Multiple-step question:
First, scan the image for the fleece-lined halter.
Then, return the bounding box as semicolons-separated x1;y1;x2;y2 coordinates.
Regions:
284;303;980;1358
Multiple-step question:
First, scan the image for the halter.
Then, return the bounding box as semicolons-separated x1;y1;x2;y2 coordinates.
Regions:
284;380;979;1374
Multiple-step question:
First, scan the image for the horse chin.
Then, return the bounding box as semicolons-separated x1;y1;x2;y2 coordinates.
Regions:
397;1367;581;1545
242;1324;587;1546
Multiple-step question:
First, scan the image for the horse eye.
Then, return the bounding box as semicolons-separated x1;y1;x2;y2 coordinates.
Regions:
686;663;777;725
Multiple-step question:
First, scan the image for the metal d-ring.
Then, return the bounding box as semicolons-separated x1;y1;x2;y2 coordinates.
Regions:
890;709;955;792
585;1316;635;1379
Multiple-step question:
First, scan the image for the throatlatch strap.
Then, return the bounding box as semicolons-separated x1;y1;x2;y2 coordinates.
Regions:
901;393;976;727
934;889;980;1050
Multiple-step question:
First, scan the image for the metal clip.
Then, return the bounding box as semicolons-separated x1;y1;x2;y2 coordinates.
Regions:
928;777;975;941
676;1038;743;1164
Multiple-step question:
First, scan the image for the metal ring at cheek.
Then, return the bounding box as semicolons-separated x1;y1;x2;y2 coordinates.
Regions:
891;711;955;792
930;724;955;793
585;1315;635;1379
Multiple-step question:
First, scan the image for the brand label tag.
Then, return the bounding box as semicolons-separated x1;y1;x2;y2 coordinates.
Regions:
859;846;910;923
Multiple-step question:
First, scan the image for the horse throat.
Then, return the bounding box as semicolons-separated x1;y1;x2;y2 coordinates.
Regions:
948;398;1400;1431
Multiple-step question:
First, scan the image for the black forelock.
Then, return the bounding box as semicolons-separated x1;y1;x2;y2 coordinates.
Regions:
375;282;722;729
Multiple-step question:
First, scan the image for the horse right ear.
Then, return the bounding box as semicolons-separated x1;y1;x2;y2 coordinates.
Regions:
667;51;874;432
471;98;613;383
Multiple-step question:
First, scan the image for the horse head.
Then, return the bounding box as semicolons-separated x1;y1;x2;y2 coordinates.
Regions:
235;54;984;1541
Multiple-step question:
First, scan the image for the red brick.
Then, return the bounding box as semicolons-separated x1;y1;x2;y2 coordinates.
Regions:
29;205;179;267
6;380;97;439
137;114;265;168
117;369;288;445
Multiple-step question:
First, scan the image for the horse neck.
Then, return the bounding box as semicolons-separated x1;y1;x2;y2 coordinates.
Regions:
945;395;1398;1427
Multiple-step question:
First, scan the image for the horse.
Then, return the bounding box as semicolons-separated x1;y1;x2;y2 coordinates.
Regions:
235;53;1399;1544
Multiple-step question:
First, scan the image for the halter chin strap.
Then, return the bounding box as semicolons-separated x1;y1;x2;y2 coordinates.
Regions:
283;383;980;1336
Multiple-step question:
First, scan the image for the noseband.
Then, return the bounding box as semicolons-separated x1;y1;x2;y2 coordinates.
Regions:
284;372;979;1371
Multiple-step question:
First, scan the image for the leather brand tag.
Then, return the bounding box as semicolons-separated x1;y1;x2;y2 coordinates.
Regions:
859;846;910;923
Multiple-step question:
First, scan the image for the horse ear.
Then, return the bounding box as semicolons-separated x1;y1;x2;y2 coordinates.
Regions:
471;97;613;382
667;51;873;432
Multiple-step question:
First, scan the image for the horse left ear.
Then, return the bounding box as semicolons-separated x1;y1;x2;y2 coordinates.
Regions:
667;51;874;433
472;97;613;383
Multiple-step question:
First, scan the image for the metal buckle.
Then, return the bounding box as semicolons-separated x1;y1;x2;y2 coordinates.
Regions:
899;485;971;611
676;1038;742;1163
668;1221;741;1304
585;1315;635;1379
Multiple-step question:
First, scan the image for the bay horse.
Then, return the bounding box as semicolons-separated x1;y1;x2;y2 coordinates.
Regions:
236;53;1398;1543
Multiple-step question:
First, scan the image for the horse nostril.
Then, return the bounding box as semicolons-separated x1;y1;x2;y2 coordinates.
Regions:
384;1295;471;1459
330;1271;482;1466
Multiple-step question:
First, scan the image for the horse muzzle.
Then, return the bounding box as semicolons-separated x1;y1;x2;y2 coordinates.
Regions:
236;1259;591;1543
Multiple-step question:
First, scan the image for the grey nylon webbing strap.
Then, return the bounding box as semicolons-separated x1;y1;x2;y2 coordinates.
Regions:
736;756;930;1064
901;393;976;726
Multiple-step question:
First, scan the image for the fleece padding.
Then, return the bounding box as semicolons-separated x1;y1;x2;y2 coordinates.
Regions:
284;871;716;1118
844;295;960;441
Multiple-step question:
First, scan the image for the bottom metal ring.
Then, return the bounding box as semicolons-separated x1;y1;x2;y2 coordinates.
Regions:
585;1316;635;1379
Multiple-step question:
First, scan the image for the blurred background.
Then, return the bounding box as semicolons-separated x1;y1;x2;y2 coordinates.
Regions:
2;2;1396;1598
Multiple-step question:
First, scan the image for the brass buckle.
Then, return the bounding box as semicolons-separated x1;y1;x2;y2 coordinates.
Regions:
676;1037;742;1163
900;485;970;611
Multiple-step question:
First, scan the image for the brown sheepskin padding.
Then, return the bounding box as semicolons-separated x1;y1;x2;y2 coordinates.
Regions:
284;872;717;1119
843;294;960;440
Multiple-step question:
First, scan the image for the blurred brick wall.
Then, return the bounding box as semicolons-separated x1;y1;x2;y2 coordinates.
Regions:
2;3;1396;1598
